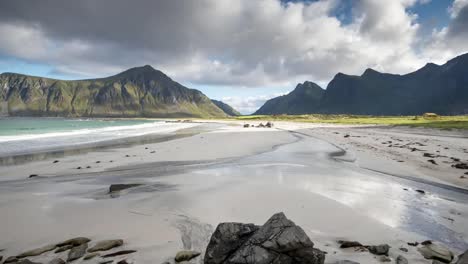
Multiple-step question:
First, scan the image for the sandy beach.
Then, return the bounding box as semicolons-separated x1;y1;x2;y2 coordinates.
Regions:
0;121;467;264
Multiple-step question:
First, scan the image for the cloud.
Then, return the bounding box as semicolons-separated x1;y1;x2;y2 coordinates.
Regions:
0;0;465;88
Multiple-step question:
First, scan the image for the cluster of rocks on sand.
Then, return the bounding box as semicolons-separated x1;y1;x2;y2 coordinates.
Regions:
3;213;467;264
1;238;135;264
165;213;468;264
243;122;274;128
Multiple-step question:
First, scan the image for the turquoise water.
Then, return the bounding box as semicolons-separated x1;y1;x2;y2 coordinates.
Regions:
0;117;177;157
0;117;154;136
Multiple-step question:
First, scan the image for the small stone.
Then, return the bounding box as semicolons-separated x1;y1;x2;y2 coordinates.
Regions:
88;240;123;252
53;160;59;163
399;247;408;252
57;237;90;247
379;256;391;262
421;240;432;245
415;189;426;194
116;260;129;264
67;243;88;262
29;174;38;178
55;245;73;253
77;167;82;169
428;159;437;165
344;134;350;138
368;244;390;255
396;255;408;264
243;124;250;128
102;250;137;258
335;261;360;264
0;256;2;262
84;252;100;260
96;161;101;163
48;258;65;264
109;184;142;193
17;244;57;258
407;242;419;246
99;261;113;264
338;241;363;248
174;250;201;262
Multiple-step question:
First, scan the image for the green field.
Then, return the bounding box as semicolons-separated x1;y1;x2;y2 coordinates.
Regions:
227;114;468;129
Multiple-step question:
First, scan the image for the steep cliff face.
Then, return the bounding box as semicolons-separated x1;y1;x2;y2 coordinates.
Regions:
254;81;324;115
254;53;468;115
0;65;227;118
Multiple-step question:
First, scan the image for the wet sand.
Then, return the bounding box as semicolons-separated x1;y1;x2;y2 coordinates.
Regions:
0;122;467;264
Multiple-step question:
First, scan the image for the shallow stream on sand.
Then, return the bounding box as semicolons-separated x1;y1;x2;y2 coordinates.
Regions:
0;129;467;263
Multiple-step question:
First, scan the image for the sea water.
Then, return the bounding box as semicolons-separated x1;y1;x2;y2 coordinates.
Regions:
0;117;182;157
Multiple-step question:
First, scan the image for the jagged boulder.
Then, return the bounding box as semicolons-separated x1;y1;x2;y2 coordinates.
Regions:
204;212;325;264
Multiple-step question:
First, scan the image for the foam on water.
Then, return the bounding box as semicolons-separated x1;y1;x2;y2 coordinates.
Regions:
0;118;196;156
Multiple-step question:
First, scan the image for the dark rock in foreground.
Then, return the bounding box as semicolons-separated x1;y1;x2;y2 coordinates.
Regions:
109;184;142;193
204;212;325;264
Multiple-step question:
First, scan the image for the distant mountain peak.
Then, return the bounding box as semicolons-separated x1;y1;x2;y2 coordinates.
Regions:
362;68;380;77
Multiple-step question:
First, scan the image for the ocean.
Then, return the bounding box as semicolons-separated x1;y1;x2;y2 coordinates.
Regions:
0;117;187;158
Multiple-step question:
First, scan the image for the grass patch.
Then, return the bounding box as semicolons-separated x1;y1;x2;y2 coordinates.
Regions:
223;114;468;129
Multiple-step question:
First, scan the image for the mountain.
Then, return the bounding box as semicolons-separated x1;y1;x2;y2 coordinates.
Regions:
0;65;227;118
254;81;324;115
255;53;468;115
211;100;241;116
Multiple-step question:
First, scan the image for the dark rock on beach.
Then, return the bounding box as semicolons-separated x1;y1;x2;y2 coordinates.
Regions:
67;243;88;262
48;258;65;264
338;241;363;248
84;252;100;260
109;184;142;193
457;249;468;264
204;212;325;264
368;244;390;256
418;243;454;263
28;174;38;178
88;239;123;252
175;250;201;262
55;245;73;253
57;237;90;247
396;255;408;264
102;250;137;258
4;256;19;263
453;163;468;169
335;261;360;264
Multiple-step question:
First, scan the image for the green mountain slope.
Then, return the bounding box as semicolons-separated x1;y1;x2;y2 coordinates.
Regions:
211;100;241;116
254;81;324;115
0;65;227;118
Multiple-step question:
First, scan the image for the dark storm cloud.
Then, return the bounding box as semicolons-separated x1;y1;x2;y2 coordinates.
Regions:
448;4;468;39
0;0;459;87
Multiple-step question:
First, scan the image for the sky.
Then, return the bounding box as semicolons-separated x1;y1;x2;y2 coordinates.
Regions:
0;0;468;114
